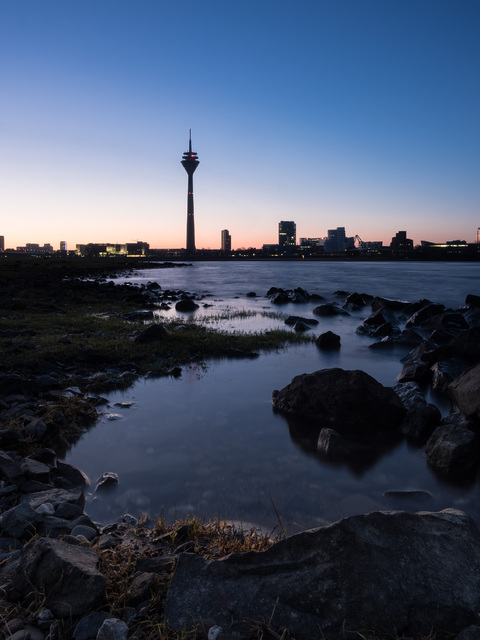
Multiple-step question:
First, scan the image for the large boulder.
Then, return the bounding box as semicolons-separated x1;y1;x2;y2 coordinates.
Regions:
272;368;405;439
11;537;106;617
450;362;480;419
425;414;480;478
165;509;480;639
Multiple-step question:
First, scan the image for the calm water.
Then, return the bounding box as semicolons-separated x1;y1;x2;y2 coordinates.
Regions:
65;261;480;532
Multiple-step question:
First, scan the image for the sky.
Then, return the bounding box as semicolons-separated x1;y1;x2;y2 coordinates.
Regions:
1;1;479;251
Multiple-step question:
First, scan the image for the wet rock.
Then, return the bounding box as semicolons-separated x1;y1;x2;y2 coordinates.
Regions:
225;347;259;359
315;331;341;349
363;307;398;328
272;368;405;438
175;299;199;312
165;509;480;638
245;291;256;297
1;502;44;539
450;363;480;419
431;358;469;393
284;316;319;326
371;297;407;312
12;537;106;617
270;291;290;304
312;303;349;316
293;321;310;332
95;472;119;492
126;572;157;606
396;361;430;383
134;324;167;344
406;303;446;327
450;327;480;364
425;415;480;478
394;382;442;441
316;428;368;460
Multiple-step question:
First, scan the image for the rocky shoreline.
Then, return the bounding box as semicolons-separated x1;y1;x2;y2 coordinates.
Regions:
2;260;480;639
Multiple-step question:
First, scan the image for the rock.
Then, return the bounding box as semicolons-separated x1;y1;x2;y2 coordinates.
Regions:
73;612;111;640
20;458;51;483
55;461;89;489
363;307;398;328
450;363;480;418
449;327;480;364
425;415;480;478
406;303;446;327
316;428;368;460
312;303;349;316
284;316;319;326
394;382;442;441
270;291;289;304
97;619;128;640
25;418;48;440
315;331;341;349
246;291;256;297
1;502;44;540
371;296;407;312
345;292;371;307
71;524;98;540
134;324;167;344
95;472;119;492
12;538;106;617
272;368;405;439
396;360;430;383
0;450;23;484
225;347;259;359
457;625;480;640
165;509;480;638
431;358;469;393
175;299;199;312
126;572;157;606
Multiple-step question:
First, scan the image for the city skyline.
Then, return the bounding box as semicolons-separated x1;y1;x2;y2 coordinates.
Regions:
1;1;479;250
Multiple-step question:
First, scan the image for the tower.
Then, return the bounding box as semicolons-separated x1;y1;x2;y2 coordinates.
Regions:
181;129;200;254
221;229;231;253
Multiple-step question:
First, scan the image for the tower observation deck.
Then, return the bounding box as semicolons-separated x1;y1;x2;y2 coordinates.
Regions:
181;129;200;254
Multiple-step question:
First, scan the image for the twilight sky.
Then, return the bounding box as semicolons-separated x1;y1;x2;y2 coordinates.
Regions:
1;1;479;250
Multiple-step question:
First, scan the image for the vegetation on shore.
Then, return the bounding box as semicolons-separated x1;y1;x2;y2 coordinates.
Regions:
0;257;312;389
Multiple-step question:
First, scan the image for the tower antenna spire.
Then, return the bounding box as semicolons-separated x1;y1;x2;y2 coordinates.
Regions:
181;128;200;254
189;128;192;153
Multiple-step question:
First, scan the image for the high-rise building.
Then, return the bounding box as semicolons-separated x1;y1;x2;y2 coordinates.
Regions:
476;228;480;244
181;129;200;254
324;227;354;253
279;221;296;250
60;241;67;252
221;229;231;253
0;236;4;251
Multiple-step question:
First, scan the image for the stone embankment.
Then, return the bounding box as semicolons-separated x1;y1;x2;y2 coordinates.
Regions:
3;274;480;638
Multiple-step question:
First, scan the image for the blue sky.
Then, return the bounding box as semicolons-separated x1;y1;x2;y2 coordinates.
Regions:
1;0;479;250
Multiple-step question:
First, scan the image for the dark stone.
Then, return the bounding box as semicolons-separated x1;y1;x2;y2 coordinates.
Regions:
431;358;469;393
371;297;407;312
272;368;405;439
95;472;119;492
284;316;319;326
175;299;199;312
312;303;349;316
425;416;480;478
315;331;341;350
246;291;256;297
165;509;480;638
225;347;259;359
12;537;106;617
465;294;480;308
316;428;368;460
126;572;157;606
73;612;111;640
450;327;480;364
134;324;167;344
394;382;442;441
406;303;446;327
396;361;430;383
450;363;480;419
293;321;310;332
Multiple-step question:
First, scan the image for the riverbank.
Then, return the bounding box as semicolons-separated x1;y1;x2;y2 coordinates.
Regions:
2;258;480;639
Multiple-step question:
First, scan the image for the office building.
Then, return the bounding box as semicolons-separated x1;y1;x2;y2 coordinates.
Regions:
476;228;480;244
60;241;67;252
390;231;413;253
324;227;354;253
221;229;231;253
279;221;296;250
181;129;200;254
0;236;4;251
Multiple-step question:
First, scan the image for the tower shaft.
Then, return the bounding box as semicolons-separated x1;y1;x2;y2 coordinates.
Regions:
181;130;199;255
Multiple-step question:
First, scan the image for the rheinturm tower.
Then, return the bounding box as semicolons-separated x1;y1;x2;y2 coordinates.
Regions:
181;129;199;254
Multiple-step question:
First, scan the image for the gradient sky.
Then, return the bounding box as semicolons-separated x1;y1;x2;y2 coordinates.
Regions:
1;1;479;250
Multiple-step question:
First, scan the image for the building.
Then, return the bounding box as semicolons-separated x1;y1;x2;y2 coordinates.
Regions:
390;231;413;253
278;221;296;251
181;129;200;255
221;229;231;253
0;236;4;251
300;237;324;247
476;228;480;244
60;241;67;252
324;227;354;253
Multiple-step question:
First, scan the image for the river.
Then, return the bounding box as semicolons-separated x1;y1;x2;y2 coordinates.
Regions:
64;261;480;533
